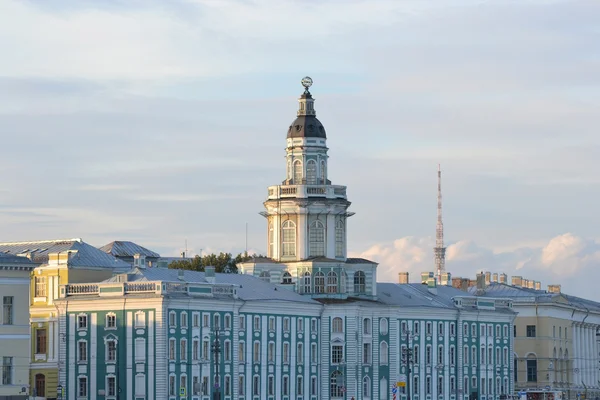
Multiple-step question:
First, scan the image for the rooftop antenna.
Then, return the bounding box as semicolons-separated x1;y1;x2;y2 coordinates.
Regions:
245;223;248;255
434;164;446;284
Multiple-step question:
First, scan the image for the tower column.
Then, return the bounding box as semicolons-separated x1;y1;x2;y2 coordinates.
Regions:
273;214;281;260
298;212;307;260
326;213;336;259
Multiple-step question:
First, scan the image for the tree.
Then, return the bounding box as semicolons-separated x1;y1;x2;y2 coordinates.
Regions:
168;252;264;273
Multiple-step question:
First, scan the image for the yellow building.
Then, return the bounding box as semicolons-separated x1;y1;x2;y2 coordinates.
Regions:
0;253;34;400
0;239;130;400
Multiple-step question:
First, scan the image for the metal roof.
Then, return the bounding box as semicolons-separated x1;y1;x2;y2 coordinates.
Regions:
107;268;319;304
99;241;161;258
0;238;130;269
377;283;461;309
0;252;34;265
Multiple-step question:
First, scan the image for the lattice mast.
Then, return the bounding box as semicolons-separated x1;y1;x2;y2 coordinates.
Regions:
434;164;446;284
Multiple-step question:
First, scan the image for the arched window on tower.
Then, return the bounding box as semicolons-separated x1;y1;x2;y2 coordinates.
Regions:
282;271;292;285
306;160;317;185
335;220;344;257
302;271;311;294
309;221;325;257
320;160;326;184
314;272;325;294
268;222;274;258
354;271;366;294
282;221;296;257
327;271;338;294
293;160;303;184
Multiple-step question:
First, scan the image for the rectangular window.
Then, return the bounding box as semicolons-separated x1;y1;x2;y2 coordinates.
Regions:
297;343;304;364
254;316;260;331
169;376;176;396
78;314;87;329
224;314;231;330
514;325;517;337
36;329;47;354
480;325;486;337
298;318;304;333
437;346;444;364
239;342;245;363
78;341;87;362
438;376;443;395
225;376;231;396
192;339;199;361
426;345;432;365
311;319;317;333
224;341;231;362
471;324;477;337
527;359;538;381
169;339;176;360
106;314;116;328
253;342;260;363
283;342;289;364
414;321;420;334
35;276;46;297
213;314;220;329
203;314;209;327
311;376;318;396
180;377;187;397
283;317;290;332
107;376;116;396
335;223;344;257
450;377;455;393
450;322;455;336
78;377;87;397
136;374;146;396
269;316;275;332
401;321;407;334
283;376;290;396
297;376;303;395
463;323;469;336
332;345;344;364
527;325;536;337
253;376;260;396
134;312;145;328
2;296;13;325
238;376;244;396
181;312;188;328
311;343;318;364
202;340;209;360
193;313;200;327
363;343;371;364
107;340;117;362
488;324;493;336
2;357;13;385
268;342;275;363
426;322;432;336
426;376;431;395
438;322;444;336
268;376;274;396
202;377;208;395
180;340;187;361
239;315;245;330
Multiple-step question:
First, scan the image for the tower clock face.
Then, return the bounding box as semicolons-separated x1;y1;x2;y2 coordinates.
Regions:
301;76;313;88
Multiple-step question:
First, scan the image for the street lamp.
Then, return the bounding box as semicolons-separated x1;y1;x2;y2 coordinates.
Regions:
548;361;554;390
401;329;414;400
212;330;222;400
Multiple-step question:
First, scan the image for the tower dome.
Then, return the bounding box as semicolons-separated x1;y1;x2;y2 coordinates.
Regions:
287;78;327;139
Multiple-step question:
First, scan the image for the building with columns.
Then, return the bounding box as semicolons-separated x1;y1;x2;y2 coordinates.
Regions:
469;279;600;400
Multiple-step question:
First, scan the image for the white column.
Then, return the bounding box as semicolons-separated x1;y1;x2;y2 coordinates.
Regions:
326;213;336;259
127;311;133;400
297;212;307;260
273;214;280;260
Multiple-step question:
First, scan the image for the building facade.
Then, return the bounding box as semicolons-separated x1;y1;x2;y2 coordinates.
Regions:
0;253;34;400
469;276;600;400
0;238;130;400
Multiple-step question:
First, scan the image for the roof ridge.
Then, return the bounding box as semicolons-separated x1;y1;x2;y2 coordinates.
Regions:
0;238;83;245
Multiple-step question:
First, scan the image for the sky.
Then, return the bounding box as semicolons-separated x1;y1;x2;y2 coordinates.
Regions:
0;0;599;297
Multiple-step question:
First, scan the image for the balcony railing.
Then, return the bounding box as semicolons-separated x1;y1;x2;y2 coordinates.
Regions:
267;184;347;200
60;281;238;299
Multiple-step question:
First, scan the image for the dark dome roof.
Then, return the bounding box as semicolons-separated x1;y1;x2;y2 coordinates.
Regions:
287;115;327;139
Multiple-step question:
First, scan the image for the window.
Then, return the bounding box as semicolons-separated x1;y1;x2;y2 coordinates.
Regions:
426;345;432;364
192;339;199;361
488;346;493;364
78;314;87;330
426;376;431;395
312;376;318;396
282;271;293;284
268;375;275;396
302;272;311;293
180;339;187;361
335;220;345;257
326;271;338;293
426;322;432;336
297;376;303;395
414;345;420;364
330;371;343;398
380;341;389;364
203;314;209;327
169;339;176;360
2;297;13;325
181;312;188;328
438;376;444;395
169;375;176;396
332;317;344;333
471;347;477;365
135;311;146;328
293;160;303;184
268;342;275;363
239;315;245;330
253;375;260;396
503;325;509;337
259;271;270;282
136;375;146;396
238;376;244;396
363;343;372;364
78;376;87;397
107;376;116;397
354;271;366;293
364;318;371;335
314;271;325;293
488;324;493;336
514;325;517;337
527;325;536;337
311;318;317;333
450;346;455;365
34;373;44;396
496;325;501;337
450;376;456;394
450;322;455;336
464;377;469;392
496;347;501;365
225;375;231;396
201;376;208;395
282;220;296;256
107;339;117;362
401;321;407;334
480;347;486;364
202;340;209;360
268;222;274;257
106;313;116;329
380;318;388;335
306;160;317;184
297;342;304;364
504;347;509;364
414;376;419;394
253;342;260;363
283;317;290;332
283;376;290;396
463;323;469;336
298;317;304;333
268;316;275;331
381;378;388;399
464;346;469;364
36;329;47;354
2;357;13;385
480;325;486;337
471;324;477;337
438;322;444;336
78;341;87;363
238;341;245;363
527;359;538;381
363;376;371;397
311;343;318;363
213;314;220;329
253;316;260;331
34;276;46;297
283;342;290;364
437;345;444;364
332;345;344;364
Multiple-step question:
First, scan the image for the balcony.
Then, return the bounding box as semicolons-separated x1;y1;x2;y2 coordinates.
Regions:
267;184;347;200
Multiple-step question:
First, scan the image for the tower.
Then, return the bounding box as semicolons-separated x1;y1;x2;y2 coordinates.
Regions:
434;164;446;283
261;77;354;261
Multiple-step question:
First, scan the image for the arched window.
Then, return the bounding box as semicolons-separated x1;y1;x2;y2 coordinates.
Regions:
330;371;343;398
35;374;45;397
309;221;325;257
314;272;325;293
293;160;303;184
332;317;343;333
335;220;344;257
363;376;371;397
363;318;371;335
354;271;366;293
306;160;317;185
326;271;338;293
302;271;311;293
259;271;270;282
282;271;292;285
282;220;296;256
380;341;389;364
320;160;327;183
380;318;388;335
268;222;274;257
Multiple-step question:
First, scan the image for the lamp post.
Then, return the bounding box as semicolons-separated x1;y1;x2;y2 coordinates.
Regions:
401;329;414;400
548;361;554;391
212;329;222;400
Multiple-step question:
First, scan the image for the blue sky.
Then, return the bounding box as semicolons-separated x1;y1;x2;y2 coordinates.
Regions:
1;0;599;297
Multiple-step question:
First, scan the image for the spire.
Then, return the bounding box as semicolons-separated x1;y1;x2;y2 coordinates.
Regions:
297;76;316;117
434;164;446;283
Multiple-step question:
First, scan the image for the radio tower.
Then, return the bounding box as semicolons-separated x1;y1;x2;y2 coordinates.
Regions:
434;164;446;284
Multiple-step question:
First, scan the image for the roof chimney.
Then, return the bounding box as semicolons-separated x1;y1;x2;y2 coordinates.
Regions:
205;266;216;284
499;273;507;284
511;276;523;287
427;277;437;295
492;273;498;283
398;272;409;284
177;269;185;281
476;273;486;291
484;272;491;285
526;280;535;289
534;281;541;290
548;284;561;294
440;272;452;286
421;272;433;284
